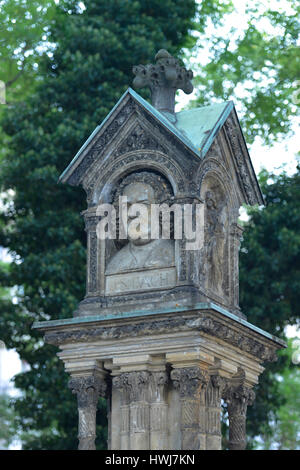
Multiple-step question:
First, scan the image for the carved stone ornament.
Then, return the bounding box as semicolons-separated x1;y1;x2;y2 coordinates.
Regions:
133;49;193;114
171;367;208;398
223;381;256;451
68;375;108;407
68;375;108;450
113;371;150;403
45;313;279;364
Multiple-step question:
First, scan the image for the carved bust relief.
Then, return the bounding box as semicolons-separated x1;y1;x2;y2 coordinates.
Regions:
104;170;176;295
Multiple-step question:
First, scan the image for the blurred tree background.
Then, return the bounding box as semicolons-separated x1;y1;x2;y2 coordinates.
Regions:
0;0;299;450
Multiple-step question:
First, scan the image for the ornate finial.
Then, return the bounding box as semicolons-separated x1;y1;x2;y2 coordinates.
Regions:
132;49;193;114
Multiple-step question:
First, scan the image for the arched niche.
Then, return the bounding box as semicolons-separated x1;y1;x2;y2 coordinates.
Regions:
87;150;186;207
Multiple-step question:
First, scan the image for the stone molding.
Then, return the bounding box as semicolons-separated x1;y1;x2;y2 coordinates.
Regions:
45;313;279;363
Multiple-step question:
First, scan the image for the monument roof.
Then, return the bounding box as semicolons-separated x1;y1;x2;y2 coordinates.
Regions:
59;87;263;205
60;87;234;181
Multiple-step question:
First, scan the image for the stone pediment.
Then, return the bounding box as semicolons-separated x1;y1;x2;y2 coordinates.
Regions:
59;87;263;206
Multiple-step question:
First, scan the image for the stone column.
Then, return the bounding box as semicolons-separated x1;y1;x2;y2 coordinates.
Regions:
205;375;226;450
149;371;169;450
68;373;107;450
223;377;255;450
171;367;208;450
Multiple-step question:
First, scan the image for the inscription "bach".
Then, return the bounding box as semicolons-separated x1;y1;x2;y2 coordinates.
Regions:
105;267;176;295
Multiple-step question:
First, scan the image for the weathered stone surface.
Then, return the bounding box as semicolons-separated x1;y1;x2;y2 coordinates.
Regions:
133;49;193;114
68;374;108;450
33;50;285;451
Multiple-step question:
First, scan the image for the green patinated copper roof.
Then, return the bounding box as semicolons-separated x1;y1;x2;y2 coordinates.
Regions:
175;102;234;157
59;88;234;183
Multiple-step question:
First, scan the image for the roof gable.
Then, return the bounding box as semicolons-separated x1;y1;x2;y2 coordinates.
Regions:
59;87;263;205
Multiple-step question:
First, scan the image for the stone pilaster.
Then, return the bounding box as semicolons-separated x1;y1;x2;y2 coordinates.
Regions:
149;371;169;450
171;367;208;450
223;373;255;450
126;371;151;450
112;374;131;450
230;222;244;312
205;375;227;450
68;373;107;450
83;210;100;297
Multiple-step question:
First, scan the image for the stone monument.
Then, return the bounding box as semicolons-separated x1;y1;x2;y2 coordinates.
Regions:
33;50;285;450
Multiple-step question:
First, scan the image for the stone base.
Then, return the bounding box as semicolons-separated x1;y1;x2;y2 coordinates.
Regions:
33;304;285;450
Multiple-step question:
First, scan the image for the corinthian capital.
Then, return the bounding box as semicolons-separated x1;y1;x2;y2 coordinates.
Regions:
223;384;256;417
171;367;208;398
68;374;108;408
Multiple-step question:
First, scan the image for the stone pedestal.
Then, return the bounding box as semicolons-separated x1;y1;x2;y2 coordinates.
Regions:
34;304;285;450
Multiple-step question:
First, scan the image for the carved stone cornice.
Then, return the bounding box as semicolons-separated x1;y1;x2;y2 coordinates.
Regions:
45;313;279;364
171;367;208;398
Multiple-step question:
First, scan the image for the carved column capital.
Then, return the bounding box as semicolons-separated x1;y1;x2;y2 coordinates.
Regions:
120;371;151;402
68;374;108;406
223;384;255;417
210;374;227;395
171;367;208;398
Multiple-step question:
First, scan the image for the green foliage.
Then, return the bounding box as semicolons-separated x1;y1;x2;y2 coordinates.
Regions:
0;0;55;103
191;0;300;144
252;338;300;450
239;165;300;447
0;0;199;450
0;393;18;448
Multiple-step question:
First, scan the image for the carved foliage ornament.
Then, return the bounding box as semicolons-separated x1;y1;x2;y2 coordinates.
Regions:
171;367;208;398
46;315;278;363
68;375;108;407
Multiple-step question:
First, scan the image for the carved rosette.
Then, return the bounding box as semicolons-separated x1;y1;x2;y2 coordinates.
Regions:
223;384;256;450
68;375;107;450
